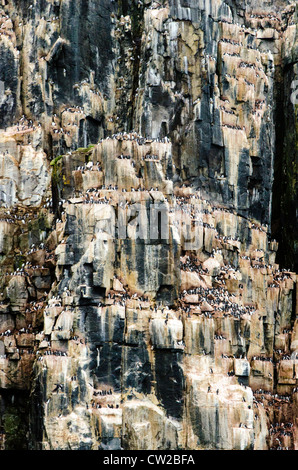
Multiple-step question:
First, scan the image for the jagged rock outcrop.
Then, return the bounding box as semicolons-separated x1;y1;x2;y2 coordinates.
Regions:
0;0;297;451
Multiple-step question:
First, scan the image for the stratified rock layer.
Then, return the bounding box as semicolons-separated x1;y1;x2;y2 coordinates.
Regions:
0;0;297;451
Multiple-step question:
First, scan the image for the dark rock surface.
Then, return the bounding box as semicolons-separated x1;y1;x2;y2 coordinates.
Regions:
0;0;297;451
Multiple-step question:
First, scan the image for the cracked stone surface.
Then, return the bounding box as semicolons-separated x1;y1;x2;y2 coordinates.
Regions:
0;0;297;451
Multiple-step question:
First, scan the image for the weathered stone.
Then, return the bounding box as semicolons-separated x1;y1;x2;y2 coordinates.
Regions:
0;0;297;452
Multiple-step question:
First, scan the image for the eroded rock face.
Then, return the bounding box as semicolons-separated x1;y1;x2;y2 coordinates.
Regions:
0;0;297;451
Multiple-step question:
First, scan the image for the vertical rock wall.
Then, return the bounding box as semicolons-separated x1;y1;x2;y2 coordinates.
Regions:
0;0;297;451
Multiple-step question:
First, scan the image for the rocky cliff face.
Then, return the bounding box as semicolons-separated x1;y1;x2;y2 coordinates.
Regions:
0;0;297;450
